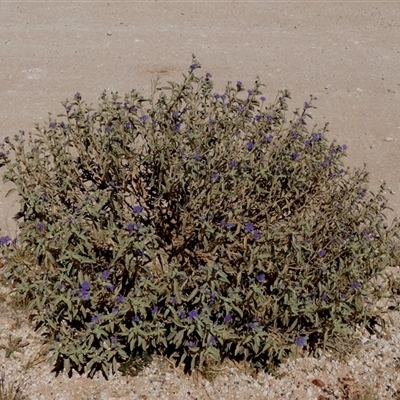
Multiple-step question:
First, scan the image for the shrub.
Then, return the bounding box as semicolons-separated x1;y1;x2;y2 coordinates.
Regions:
1;56;399;378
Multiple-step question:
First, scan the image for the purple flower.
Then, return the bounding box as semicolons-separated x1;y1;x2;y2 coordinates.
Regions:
38;222;45;232
206;72;212;79
140;115;148;123
209;119;216;125
186;341;196;348
342;144;348;151
252;230;261;240
352;281;361;290
224;313;232;323
358;188;367;198
209;336;217;346
188;310;199;320
111;336;119;345
292;133;298;141
247;89;253;96
91;314;102;323
248;322;256;329
179;311;187;318
291;152;299;160
305;139;311;147
132;205;143;213
193;151;202;162
304;101;310;109
237;106;244;113
0;236;11;245
0;152;5;157
108;181;116;189
190;63;198;71
66;104;72;112
321;157;330;168
267;114;274;122
230;160;238;169
173;123;181;131
78;281;91;301
132;316;140;323
211;172;219;181
209;293;217;301
74;92;82;101
214;93;220;100
244;222;255;232
116;294;124;304
127;222;140;233
260;96;266;102
321;292;328;301
49;121;56;129
101;270;110;280
318;250;326;257
112;306;120;314
246;141;254;150
151;305;159;315
263;135;273;144
171;296;178;305
226;222;236;228
311;132;321;142
105;283;115;292
294;336;307;347
256;273;265;282
236;81;243;88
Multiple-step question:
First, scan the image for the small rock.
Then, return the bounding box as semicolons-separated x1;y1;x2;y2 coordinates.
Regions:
385;137;394;142
0;316;15;329
107;31;112;36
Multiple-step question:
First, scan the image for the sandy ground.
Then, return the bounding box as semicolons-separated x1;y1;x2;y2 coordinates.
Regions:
0;1;400;398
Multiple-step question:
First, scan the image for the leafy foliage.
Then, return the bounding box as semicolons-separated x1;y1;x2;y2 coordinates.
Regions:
1;56;399;378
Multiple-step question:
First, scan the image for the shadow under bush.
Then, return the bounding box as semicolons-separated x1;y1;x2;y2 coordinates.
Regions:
1;56;399;378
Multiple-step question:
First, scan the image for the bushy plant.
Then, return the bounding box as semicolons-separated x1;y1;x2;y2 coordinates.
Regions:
1;56;399;378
